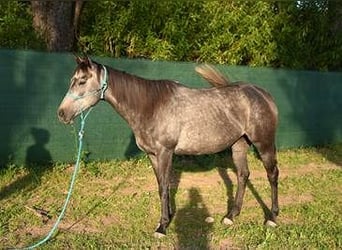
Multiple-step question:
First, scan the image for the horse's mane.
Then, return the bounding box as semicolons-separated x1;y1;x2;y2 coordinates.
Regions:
107;68;178;118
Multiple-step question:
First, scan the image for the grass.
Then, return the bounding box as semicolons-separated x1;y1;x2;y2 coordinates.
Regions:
0;144;341;249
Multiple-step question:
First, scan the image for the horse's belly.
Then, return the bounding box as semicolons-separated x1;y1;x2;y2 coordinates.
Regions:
174;128;241;155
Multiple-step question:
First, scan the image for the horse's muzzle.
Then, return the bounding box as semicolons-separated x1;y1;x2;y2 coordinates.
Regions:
57;108;73;124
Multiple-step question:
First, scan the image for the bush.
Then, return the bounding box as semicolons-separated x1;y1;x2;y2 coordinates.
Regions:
0;0;341;70
197;1;278;66
79;0;278;65
79;0;205;60
78;0;342;70
0;1;44;50
272;2;342;70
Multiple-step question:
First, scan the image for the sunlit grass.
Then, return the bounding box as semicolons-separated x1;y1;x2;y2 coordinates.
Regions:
0;145;341;249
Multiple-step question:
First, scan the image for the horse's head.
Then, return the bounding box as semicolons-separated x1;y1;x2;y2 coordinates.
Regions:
57;56;107;124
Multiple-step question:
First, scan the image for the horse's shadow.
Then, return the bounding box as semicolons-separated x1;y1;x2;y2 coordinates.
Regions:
173;187;213;249
171;151;273;235
125;134;272;245
171;152;235;219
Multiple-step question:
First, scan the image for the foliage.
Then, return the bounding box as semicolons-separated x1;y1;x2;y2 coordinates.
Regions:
78;0;342;70
79;0;277;65
79;0;205;60
197;1;278;66
0;1;44;50
273;1;342;70
0;0;341;70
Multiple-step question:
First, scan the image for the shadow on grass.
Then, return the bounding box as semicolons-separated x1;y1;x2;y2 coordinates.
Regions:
47;150;275;245
171;151;274;229
0;128;53;201
174;187;212;249
316;144;342;167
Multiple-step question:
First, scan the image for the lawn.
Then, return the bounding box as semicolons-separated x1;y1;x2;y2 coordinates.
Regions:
0;145;341;249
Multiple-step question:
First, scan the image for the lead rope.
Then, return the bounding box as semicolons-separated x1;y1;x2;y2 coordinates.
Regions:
17;108;93;250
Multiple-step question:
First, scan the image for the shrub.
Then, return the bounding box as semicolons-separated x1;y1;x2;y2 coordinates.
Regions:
0;1;44;50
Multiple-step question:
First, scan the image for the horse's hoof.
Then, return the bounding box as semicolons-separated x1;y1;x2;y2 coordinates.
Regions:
154;231;166;239
222;217;234;226
265;220;277;227
154;223;166;238
205;216;214;223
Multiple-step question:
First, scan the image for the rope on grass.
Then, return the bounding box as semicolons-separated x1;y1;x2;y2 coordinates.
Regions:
17;108;93;250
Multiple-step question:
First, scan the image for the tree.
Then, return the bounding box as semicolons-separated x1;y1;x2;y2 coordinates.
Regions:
0;1;42;49
31;0;83;51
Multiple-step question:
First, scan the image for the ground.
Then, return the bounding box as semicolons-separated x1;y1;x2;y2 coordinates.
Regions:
0;145;341;249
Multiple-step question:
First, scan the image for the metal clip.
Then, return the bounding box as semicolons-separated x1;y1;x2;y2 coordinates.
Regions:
78;130;84;140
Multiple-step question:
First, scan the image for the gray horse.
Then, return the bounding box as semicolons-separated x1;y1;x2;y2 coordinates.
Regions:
57;57;279;237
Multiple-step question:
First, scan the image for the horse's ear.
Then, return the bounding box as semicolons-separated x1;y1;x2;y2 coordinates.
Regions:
85;56;92;66
73;52;93;68
73;53;83;65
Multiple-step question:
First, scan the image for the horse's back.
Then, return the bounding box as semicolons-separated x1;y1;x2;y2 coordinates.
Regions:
167;83;277;154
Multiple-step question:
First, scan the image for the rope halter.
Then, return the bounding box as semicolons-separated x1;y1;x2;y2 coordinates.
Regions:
66;65;108;101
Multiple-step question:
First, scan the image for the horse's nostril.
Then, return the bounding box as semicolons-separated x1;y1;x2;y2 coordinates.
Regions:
58;109;64;119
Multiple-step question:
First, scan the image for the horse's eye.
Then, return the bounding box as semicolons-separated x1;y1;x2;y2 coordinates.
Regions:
78;78;87;85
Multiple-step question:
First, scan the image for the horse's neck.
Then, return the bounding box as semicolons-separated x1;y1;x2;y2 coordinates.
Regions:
104;68;177;131
105;70;148;129
108;97;143;128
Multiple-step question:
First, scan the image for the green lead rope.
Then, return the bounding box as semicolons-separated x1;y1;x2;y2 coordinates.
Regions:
18;108;93;250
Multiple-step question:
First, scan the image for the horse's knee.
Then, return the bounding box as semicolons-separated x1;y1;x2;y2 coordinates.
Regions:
267;165;279;184
238;168;250;183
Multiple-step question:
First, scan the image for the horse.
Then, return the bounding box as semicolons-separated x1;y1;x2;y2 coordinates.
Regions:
57;56;279;237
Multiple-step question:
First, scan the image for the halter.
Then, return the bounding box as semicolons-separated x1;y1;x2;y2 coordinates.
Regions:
99;65;108;100
66;65;108;101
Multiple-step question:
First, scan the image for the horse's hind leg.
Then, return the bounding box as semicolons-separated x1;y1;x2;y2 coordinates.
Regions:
223;137;250;225
254;141;279;226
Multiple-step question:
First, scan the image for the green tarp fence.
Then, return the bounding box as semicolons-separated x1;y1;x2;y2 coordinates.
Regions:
0;49;341;166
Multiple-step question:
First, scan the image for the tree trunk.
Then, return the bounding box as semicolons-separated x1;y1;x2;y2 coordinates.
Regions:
31;0;83;52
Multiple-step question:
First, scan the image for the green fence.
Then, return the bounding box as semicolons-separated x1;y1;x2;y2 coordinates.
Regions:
0;49;341;166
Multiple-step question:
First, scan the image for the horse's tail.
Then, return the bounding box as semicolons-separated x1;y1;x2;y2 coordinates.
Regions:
195;64;231;87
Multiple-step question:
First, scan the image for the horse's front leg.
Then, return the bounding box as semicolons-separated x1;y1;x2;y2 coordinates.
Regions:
148;148;173;237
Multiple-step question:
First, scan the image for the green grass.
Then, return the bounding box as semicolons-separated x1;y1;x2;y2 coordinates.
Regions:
0;144;341;249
